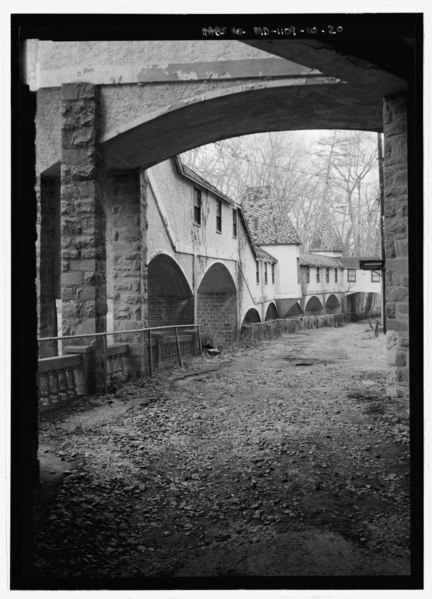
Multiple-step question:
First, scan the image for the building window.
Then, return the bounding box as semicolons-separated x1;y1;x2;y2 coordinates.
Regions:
347;268;356;282
371;270;380;282
272;263;275;284
304;266;310;284
193;188;202;225
335;268;338;283
256;261;260;284
316;267;320;283
232;209;238;238
297;258;300;283
325;268;330;283
216;200;222;233
264;262;268;285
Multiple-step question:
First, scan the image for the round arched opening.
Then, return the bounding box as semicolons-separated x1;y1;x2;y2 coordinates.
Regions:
325;294;341;315
197;263;237;348
242;308;261;325
148;254;193;327
305;296;324;316
265;302;278;321
286;301;304;317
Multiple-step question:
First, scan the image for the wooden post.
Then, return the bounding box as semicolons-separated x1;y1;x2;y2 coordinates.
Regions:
175;327;183;367
148;329;153;376
197;325;202;355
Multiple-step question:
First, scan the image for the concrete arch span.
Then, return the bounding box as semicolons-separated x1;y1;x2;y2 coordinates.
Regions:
197;262;237;348
305;296;324;316
148;253;194;328
102;78;383;171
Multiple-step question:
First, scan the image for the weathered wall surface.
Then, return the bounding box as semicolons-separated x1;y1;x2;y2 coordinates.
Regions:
197;292;238;348
383;91;409;398
106;169;146;332
60;83;107;337
261;244;301;299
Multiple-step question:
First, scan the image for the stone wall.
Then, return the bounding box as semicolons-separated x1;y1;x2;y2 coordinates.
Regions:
60;82;107;337
383;91;409;398
107;169;146;331
197;292;237;348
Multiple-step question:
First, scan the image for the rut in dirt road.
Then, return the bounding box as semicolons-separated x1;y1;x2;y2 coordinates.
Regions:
34;322;410;579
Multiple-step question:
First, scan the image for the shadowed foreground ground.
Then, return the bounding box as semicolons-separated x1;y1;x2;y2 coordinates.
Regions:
34;322;410;580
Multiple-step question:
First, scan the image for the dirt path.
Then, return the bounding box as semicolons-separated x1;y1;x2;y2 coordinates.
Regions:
34;322;410;580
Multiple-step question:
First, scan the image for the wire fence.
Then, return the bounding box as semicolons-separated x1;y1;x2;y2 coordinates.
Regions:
239;310;382;344
37;324;202;413
37;311;381;413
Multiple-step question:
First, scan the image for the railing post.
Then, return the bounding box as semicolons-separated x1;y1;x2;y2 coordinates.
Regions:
175;327;183;367
148;329;153;376
197;324;202;355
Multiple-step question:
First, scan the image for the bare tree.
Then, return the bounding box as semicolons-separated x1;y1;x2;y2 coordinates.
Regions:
181;130;380;256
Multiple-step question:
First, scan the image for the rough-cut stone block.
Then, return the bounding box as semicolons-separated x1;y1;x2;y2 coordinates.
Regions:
62;271;83;285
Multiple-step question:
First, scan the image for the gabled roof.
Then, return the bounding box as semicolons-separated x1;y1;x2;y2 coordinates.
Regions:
256;247;277;263
174;156;239;207
173;156;261;261
241;186;302;246
310;216;344;253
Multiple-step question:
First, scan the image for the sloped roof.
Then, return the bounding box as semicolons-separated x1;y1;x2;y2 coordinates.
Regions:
338;256;381;268
241;186;302;246
310;216;344;253
256;247;277;263
300;253;341;268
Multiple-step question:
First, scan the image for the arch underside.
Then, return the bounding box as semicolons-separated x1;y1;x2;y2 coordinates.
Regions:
305;296;324;315
102;80;383;172
148;254;193;327
197;263;237;348
265;303;278;321
242;308;261;325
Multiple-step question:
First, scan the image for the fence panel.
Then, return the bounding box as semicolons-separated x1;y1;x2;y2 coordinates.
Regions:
37;324;201;411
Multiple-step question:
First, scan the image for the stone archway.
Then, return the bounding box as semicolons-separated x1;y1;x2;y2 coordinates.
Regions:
242;308;261;325
325;294;341;315
305;296;324;316
265;302;278;321
148;254;194;327
197;263;237;348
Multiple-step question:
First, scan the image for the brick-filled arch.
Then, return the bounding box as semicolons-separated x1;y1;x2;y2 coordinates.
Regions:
148;254;193;327
197;263;237;348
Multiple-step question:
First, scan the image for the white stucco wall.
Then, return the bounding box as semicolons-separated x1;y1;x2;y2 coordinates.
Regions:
261;244;301;299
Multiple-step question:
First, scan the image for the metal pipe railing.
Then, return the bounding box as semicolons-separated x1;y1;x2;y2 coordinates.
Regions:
38;323;202;343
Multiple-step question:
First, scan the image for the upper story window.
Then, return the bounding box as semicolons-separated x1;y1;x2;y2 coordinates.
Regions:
216;200;222;233
264;262;268;285
316;267;320;283
271;263;275;284
193;188;202;225
304;266;310;284
256;260;260;284
325;268;330;283
335;268;338;283
371;270;380;282
347;268;356;282
232;209;238;238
